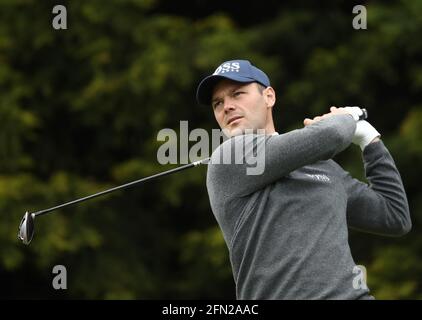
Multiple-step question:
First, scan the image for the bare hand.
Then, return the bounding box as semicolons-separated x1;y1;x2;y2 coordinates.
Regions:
303;106;351;126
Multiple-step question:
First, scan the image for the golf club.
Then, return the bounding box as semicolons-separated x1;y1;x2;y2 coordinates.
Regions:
17;107;367;245
18;158;210;245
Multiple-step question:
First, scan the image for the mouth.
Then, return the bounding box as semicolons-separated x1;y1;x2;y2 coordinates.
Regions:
227;116;243;126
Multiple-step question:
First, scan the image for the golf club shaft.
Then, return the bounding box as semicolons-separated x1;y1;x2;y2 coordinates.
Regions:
33;158;209;217
30;108;368;218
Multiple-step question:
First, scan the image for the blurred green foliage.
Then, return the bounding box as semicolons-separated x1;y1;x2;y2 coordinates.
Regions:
0;0;420;299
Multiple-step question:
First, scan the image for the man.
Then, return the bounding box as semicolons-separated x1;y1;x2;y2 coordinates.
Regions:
196;59;411;299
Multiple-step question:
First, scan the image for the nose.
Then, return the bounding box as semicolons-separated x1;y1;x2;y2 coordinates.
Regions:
223;99;236;113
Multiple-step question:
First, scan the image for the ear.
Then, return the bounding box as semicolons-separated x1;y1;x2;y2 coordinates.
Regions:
263;86;276;108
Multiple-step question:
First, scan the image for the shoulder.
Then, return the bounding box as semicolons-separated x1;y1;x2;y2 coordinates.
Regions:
206;136;241;182
208;133;270;166
206;134;269;193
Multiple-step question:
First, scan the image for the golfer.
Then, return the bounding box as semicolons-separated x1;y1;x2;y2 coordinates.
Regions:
196;59;411;299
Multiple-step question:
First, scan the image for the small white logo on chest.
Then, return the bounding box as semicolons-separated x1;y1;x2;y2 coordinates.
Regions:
305;173;331;182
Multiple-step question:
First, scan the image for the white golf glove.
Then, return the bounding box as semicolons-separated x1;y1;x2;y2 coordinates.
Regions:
344;106;367;121
352;120;381;151
343;106;380;150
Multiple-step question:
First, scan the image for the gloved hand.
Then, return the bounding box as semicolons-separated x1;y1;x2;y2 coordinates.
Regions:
344;106;367;121
352;120;381;151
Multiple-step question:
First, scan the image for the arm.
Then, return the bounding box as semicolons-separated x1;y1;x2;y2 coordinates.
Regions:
342;140;412;237
208;113;356;197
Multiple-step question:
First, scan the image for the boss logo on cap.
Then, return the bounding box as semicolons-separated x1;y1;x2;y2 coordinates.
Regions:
213;62;240;75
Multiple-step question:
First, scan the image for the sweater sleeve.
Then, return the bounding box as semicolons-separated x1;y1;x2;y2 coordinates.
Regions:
207;114;356;198
342;140;412;236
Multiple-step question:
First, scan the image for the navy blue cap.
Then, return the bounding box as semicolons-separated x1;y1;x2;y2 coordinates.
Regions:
196;60;270;107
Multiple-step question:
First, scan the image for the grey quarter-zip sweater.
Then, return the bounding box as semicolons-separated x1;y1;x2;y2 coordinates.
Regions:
206;114;411;300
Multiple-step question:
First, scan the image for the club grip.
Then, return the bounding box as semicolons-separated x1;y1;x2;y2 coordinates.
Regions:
360;108;368;120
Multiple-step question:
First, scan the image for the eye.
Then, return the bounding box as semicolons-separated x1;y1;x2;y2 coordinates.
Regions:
233;91;244;97
212;101;222;109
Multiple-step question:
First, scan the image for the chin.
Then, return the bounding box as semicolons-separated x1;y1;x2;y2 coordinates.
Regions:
224;126;250;138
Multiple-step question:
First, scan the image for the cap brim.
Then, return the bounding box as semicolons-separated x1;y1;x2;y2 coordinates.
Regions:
196;74;256;107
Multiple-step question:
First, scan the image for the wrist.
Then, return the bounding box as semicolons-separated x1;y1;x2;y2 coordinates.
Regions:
370;137;380;144
352;120;381;151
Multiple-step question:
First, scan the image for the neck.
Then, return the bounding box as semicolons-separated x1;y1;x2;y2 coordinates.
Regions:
264;110;276;135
